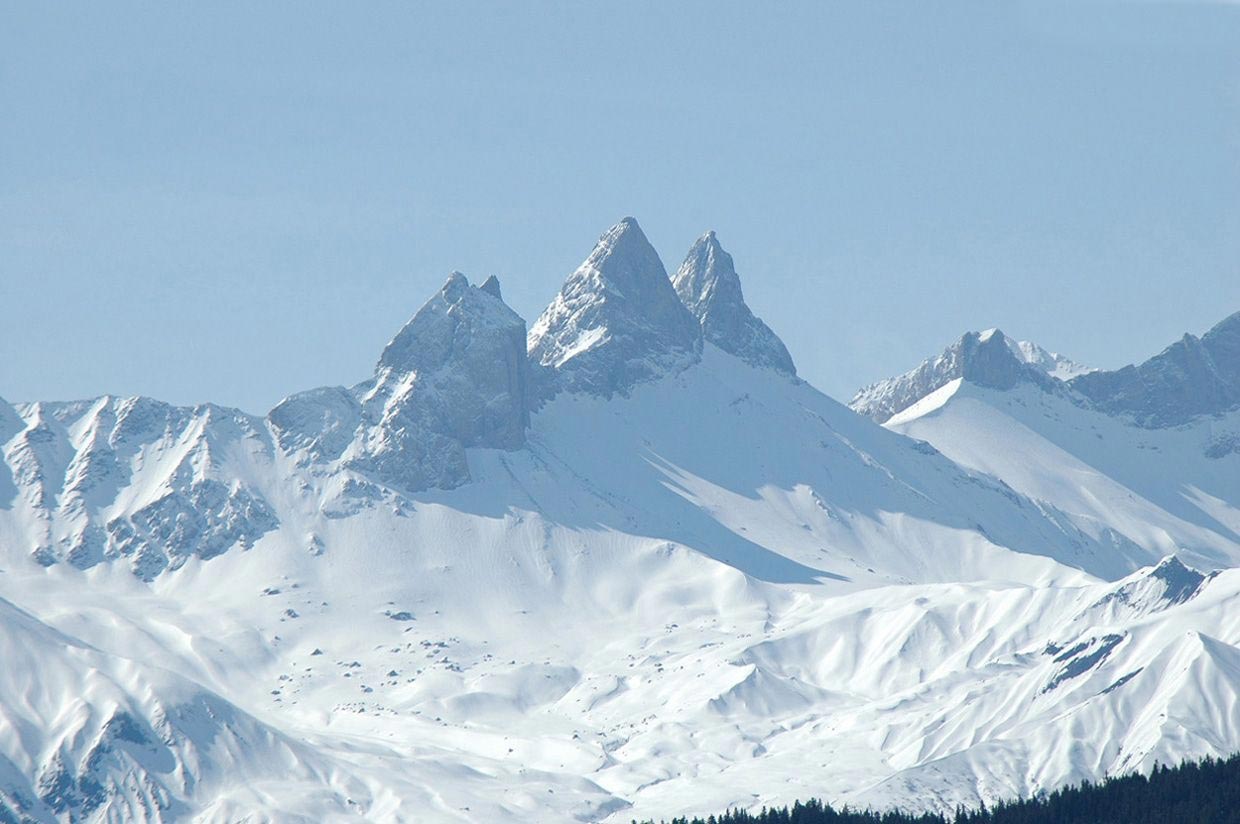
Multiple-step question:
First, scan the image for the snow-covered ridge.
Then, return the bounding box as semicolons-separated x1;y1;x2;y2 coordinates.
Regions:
1;395;278;579
855;312;1240;429
853;315;1240;580
849;328;1086;424
1000;332;1094;381
3;220;1240;822
0;219;805;579
873;319;1240;586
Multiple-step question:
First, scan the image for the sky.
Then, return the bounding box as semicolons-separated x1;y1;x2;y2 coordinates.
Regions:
2;1;1239;413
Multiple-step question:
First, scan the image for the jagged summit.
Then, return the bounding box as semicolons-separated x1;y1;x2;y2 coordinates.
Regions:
375;271;527;417
673;231;796;376
850;328;1075;423
346;272;530;491
854;308;1240;429
7;222;1240;822
1071;310;1240;427
979;330;1093;382
267;272;530;494
528;217;701;398
370;270;530;449
479;274;503;299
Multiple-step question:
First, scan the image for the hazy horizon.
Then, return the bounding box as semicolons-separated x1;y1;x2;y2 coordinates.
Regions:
4;1;1239;412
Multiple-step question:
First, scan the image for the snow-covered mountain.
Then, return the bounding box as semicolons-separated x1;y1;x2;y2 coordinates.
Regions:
3;220;1240;823
851;320;1240;596
528;217;702;399
850;328;1092;425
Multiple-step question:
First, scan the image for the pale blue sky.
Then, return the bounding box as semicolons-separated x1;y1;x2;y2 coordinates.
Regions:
3;1;1238;412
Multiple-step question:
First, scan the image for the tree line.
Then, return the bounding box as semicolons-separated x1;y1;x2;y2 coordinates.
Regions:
643;753;1240;824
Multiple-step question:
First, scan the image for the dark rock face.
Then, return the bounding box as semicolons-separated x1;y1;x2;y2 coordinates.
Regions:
959;330;1059;391
851;330;1057;423
672;231;796;376
528;218;702;399
373;272;529;450
1071;312;1240;427
1147;556;1209;605
346;272;530;492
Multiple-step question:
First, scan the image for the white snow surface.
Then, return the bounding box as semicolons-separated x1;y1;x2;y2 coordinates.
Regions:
3;344;1240;822
1001;335;1095;381
3;222;1240;824
885;380;1240;575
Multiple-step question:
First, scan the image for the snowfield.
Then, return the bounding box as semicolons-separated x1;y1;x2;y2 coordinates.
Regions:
2;220;1239;822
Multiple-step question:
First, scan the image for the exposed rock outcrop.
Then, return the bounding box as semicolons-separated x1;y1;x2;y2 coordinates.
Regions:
528;218;702;398
1071;312;1240;427
673;231;796;375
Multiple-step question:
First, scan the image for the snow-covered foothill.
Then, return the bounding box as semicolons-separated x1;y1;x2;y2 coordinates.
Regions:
1;220;1239;822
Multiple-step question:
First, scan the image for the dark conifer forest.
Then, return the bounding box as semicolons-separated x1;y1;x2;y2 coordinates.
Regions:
646;753;1240;824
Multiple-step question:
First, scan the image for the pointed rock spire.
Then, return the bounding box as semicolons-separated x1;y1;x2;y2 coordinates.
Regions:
479;274;503;300
673;231;795;376
528;218;702;398
374;273;529;434
339;272;530;492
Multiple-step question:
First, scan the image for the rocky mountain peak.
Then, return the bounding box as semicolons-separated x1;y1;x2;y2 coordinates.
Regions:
673;231;795;375
375;272;525;396
850;329;1063;423
1070;309;1240;427
960;329;1054;390
350;272;530;490
268;273;530;494
527;217;701;398
479;274;503;299
1087;555;1212;622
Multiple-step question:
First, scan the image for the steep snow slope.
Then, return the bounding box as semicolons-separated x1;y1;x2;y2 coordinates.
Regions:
885;380;1240;574
8;511;1240;821
518;347;1119;586
4;220;1240;822
0;584;379;823
860;318;1240;575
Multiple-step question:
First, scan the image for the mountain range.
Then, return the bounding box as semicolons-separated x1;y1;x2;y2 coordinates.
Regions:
2;219;1239;823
